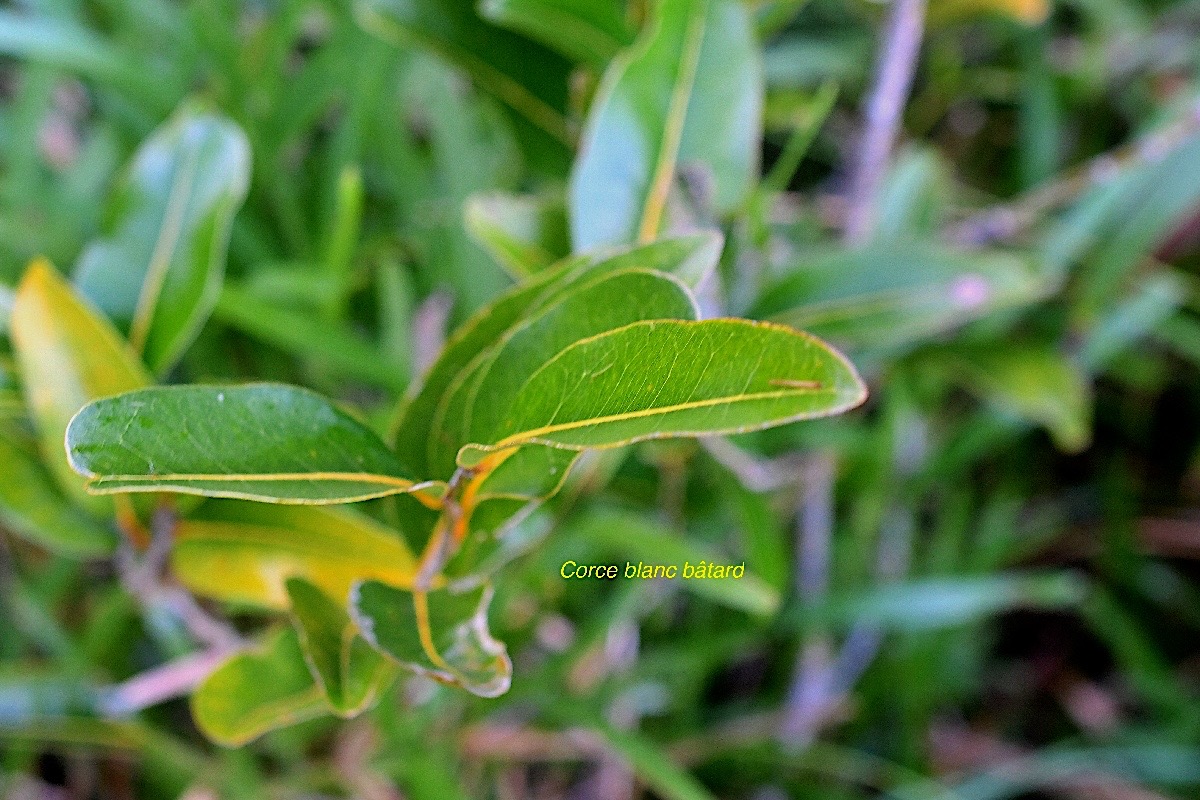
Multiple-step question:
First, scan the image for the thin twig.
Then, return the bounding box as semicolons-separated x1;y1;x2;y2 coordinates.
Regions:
117;505;242;651
780;452;838;747
782;0;928;743
699;437;808;492
949;98;1200;247
411;289;454;376
843;0;929;244
99;648;234;716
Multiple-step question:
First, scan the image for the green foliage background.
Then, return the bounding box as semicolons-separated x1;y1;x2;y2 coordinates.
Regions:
3;0;1200;797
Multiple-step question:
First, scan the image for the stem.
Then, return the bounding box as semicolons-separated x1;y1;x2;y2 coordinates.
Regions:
99;648;234;716
780;452;838;747
842;0;928;244
949;98;1200;246
117;504;242;651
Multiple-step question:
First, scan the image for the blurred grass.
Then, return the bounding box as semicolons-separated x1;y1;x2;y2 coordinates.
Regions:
2;0;1200;798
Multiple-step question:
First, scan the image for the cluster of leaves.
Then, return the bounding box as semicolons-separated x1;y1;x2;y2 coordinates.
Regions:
3;0;1200;797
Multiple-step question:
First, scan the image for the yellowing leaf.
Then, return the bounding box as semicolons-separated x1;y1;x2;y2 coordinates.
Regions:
173;501;421;608
9;259;151;512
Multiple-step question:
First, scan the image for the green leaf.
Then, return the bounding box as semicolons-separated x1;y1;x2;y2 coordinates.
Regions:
569;0;762;249
66;384;444;503
951;344;1092;454
428;267;699;478
791;572;1087;632
351;581;511;697
479;0;636;66
286;577;395;716
1043;131;1200;310
191;627;328;747
464;192;571;279
173;500;420;609
471;445;581;502
570;508;781;615
752;241;1050;355
10;260;151;512
390;234;721;475
74;106;251;375
0;284;13;333
458;318;866;466
0;428;115;558
356;0;574;167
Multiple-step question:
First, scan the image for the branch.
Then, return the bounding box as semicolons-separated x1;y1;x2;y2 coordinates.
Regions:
780;451;838;747
949;98;1200;246
842;0;929;244
699;436;808;492
99;647;234;716
117;504;242;651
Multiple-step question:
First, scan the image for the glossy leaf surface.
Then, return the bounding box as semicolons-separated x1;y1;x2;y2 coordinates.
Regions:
66;384;442;503
459;319;866;465
173;501;420;608
74;107;251;374
428;267;699;477
391;234;721;475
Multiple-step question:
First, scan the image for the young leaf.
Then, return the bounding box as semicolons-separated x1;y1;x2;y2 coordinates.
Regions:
66;384;445;503
73;106;251;375
752;241;1049;355
351;581;511;698
427;267;699;477
191;627;328;747
173;501;421;609
472;445;581;502
569;0;763;249
0;428;116;558
9;260;151;511
391;234;721;475
479;0;636;66
286;577;395;716
458;318;867;466
356;0;574;167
